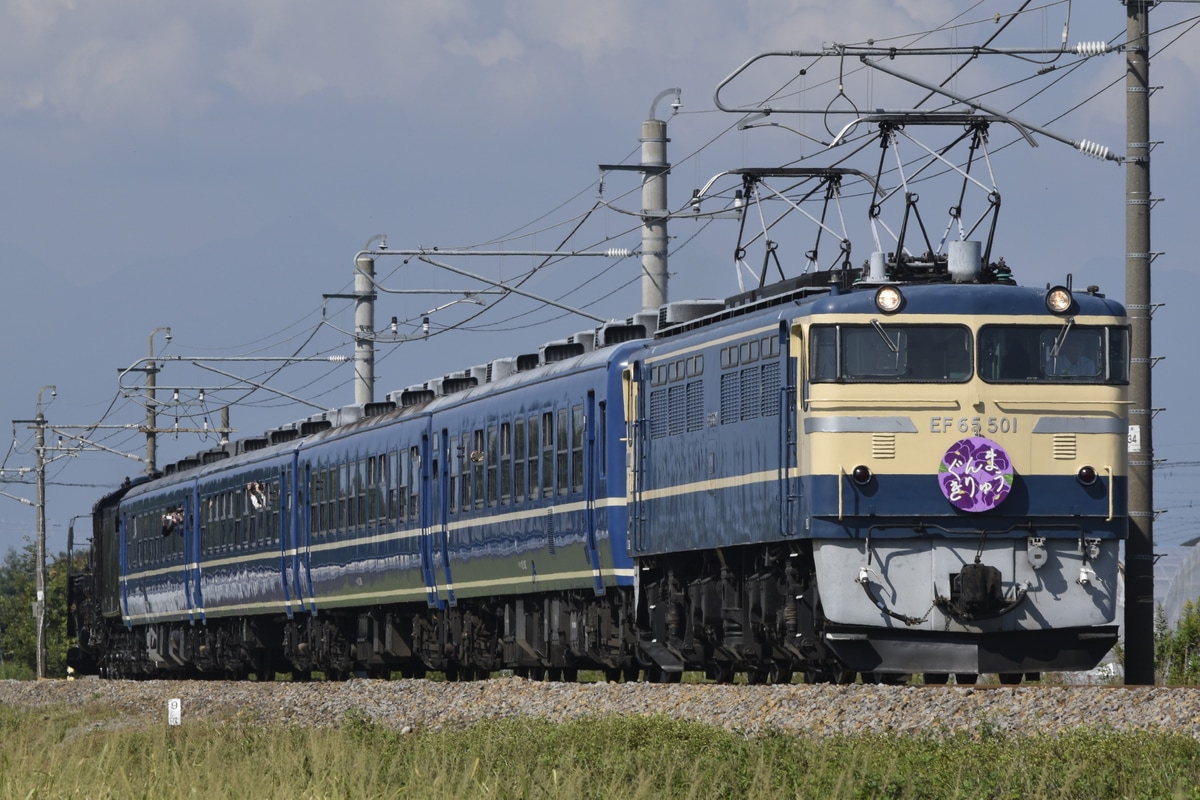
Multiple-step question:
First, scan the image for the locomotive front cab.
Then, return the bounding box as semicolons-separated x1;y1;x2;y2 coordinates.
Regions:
798;280;1129;677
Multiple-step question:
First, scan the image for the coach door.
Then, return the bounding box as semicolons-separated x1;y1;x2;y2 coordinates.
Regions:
583;392;605;595
287;461;316;615
118;510;132;628
417;428;441;608
184;485;204;623
434;428;456;607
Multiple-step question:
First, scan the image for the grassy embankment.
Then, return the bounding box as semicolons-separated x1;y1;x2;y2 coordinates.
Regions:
2;701;1199;799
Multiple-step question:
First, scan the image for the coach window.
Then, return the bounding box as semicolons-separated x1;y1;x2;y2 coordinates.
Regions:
358;458;369;530
571;405;584;494
541;412;554;498
556;409;569;496
366;456;377;525
453;432;465;513
244;484;256;546
264;480;277;545
513;418;525;504
490;423;503;506
373;455;384;524
470;429;484;509
396;450;409;522
385;452;397;523
409;446;421;521
526;415;539;502
314;467;327;537
501;421;513;505
199;496;210;553
334;462;346;534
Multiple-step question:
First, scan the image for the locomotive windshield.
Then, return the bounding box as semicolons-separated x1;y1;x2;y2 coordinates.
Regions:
809;324;972;383
978;325;1129;384
810;323;1128;385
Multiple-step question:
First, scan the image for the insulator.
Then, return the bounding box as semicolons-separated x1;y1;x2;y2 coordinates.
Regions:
1075;139;1111;161
1073;42;1111;56
605;248;633;259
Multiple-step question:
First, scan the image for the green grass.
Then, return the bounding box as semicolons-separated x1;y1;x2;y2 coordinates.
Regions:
1;703;1198;799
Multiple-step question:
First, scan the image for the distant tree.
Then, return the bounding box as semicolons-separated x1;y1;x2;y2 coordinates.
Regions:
1154;600;1200;685
0;543;74;679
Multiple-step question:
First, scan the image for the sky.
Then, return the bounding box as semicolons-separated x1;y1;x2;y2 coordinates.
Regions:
3;1;1200;574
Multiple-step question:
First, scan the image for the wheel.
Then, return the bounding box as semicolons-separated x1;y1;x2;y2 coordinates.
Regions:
923;673;950;685
253;652;276;682
710;663;735;684
954;673;978;685
998;672;1023;685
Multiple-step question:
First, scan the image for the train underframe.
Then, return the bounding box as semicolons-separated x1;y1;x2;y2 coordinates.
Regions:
69;541;1073;683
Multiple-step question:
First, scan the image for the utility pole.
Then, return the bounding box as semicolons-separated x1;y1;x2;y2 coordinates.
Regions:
144;327;170;475
596;89;679;311
1123;0;1155;686
354;254;376;405
640;89;678;310
12;387;149;679
34;385;54;680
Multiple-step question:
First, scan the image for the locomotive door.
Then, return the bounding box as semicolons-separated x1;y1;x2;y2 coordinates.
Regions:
583;391;605;595
779;322;801;536
623;362;648;553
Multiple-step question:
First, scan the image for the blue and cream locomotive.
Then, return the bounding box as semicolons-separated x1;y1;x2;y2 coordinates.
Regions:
68;243;1127;683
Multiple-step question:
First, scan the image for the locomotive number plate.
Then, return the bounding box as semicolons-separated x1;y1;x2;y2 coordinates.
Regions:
929;416;1017;435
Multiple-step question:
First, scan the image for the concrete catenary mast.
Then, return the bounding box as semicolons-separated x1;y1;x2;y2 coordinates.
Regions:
1123;0;1155;687
639;88;680;310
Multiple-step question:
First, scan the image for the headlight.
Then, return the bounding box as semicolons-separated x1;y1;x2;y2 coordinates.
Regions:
1046;286;1073;314
874;285;903;314
852;465;873;486
1077;466;1098;485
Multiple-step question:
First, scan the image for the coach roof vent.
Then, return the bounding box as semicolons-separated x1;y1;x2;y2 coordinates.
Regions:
174;456;201;472
268;426;299;445
240;436;270;453
516;352;541;371
597;320;646;347
542;339;585;363
364;400;396;418
300;418;332;436
632;311;659;337
442;372;478;395
467;364;488;384
570;330;596;352
201;445;232;465
659;300;724;328
488;357;518;382
332;406;363;427
392;384;436;407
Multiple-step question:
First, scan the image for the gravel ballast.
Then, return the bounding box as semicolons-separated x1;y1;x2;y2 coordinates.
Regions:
3;678;1199;738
